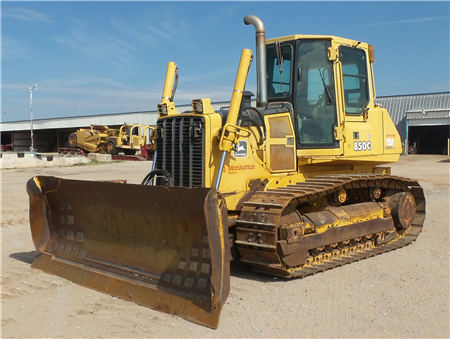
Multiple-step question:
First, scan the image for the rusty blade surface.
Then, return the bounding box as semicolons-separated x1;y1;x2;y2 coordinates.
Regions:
26;176;230;329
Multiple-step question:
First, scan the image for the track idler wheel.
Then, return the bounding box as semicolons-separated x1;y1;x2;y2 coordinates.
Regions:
386;192;416;231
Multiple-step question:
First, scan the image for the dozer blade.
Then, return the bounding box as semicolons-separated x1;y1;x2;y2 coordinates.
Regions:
26;176;230;329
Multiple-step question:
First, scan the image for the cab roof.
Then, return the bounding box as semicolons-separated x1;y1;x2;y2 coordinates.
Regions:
266;35;370;49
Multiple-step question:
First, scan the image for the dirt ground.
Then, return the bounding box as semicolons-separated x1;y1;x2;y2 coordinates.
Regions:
1;155;449;338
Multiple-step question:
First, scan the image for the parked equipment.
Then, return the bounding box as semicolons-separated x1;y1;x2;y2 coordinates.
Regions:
27;16;425;329
68;123;155;155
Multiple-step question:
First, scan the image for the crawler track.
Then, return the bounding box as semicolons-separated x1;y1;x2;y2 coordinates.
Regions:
235;174;426;278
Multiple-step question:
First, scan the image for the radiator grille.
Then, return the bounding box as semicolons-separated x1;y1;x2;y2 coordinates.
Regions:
155;116;205;188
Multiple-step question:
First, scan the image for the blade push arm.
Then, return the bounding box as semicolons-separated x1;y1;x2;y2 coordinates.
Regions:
215;49;253;189
158;62;179;116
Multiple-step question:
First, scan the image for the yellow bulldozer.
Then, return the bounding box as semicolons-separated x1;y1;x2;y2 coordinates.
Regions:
27;16;425;329
68;123;155;155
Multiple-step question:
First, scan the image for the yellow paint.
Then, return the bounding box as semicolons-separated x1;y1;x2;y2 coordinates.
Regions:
158;62;179;116
315;207;385;235
217;196;226;306
156;36;402;212
219;49;253;153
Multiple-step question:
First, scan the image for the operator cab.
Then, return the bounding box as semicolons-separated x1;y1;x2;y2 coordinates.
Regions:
266;37;371;150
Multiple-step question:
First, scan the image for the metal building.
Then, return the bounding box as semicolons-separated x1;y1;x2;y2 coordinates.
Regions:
1;93;449;154
375;92;450;154
0;101;233;152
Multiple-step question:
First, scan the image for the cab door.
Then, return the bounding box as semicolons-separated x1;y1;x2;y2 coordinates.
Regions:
293;39;343;157
338;45;383;156
129;126;142;149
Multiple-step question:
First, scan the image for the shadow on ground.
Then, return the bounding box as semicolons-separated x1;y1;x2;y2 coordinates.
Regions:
9;251;36;264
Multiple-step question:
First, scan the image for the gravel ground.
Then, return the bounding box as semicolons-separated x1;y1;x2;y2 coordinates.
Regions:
1;155;449;338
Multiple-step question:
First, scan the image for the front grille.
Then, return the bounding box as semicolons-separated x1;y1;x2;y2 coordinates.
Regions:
155;116;205;188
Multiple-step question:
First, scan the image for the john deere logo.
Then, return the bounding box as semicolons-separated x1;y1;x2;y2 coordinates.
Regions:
234;140;248;158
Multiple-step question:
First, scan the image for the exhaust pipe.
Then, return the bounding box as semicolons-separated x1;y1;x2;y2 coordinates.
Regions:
244;15;267;107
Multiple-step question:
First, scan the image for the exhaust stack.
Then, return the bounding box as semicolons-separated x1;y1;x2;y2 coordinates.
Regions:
244;15;267;107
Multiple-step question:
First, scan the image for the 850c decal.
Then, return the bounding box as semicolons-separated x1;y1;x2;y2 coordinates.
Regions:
353;141;372;152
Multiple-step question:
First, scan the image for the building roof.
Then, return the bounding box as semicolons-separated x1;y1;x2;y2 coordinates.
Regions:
375;92;450;126
2;93;449;134
0;101;234;132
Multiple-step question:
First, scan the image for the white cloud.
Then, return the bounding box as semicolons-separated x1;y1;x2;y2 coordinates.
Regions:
141;22;175;42
179;66;236;85
109;18;158;46
1;37;30;61
2;7;52;23
109;17;181;45
53;19;139;72
41;75;134;91
367;16;446;27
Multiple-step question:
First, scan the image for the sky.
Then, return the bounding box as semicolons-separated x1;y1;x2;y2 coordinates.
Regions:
1;1;449;123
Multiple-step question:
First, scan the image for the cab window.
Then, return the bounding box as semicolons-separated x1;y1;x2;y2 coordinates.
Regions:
267;43;293;98
340;46;369;115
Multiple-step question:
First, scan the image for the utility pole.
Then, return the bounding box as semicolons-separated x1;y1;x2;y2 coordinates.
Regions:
30;84;37;151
